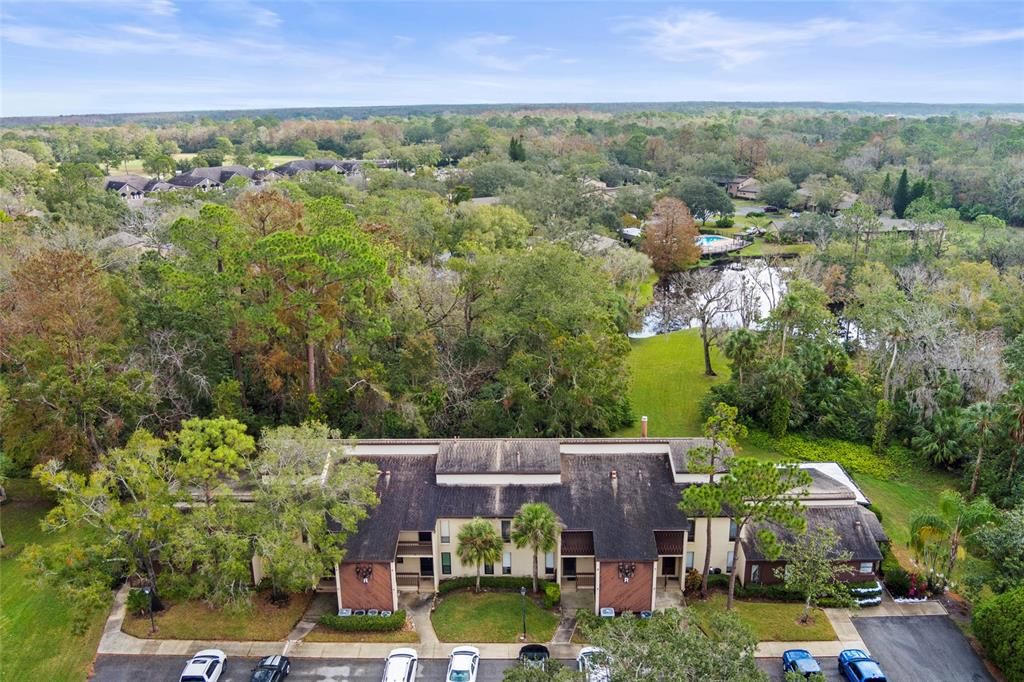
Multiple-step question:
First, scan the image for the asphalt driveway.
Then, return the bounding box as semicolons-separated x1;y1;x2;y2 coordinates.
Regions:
853;615;993;682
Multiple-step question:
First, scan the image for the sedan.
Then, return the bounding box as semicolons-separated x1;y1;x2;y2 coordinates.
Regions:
179;649;226;682
577;646;611;682
250;655;290;682
518;644;550;669
382;647;419;682
782;649;822;678
838;648;888;682
446;646;480;682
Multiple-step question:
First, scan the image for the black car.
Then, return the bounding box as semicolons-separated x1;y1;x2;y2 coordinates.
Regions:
250;655;290;682
519;644;550;669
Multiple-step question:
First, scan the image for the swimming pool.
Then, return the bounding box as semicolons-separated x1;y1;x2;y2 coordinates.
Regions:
695;234;728;246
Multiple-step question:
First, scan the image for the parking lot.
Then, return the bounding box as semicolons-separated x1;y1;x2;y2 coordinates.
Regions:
853;615;993;682
93;655;549;681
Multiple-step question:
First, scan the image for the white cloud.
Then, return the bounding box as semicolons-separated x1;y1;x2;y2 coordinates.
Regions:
447;33;521;71
150;0;176;16
624;9;1024;69
251;7;281;29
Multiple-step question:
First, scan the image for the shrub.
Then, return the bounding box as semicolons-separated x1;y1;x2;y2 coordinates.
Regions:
734;582;852;608
866;504;883;525
684;568;703;594
715;216;735;228
543;582;561;609
973;588;1024;682
745;431;902;479
319;610;406;632
884;567;911;598
437;576;554;595
126;588;150;616
879;545;900;578
707;573;730;588
747;211;765;218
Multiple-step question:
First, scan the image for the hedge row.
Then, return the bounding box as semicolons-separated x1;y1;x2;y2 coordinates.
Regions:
745;431;912;479
319;610;407;632
973;588;1024;682
437;576;558;600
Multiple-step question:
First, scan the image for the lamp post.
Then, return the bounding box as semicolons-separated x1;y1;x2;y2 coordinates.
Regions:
520;586;527;641
142;585;155;634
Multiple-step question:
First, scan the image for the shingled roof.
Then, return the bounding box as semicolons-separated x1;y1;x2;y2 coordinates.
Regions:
436;439;561;474
742;505;888;562
339;443;690;562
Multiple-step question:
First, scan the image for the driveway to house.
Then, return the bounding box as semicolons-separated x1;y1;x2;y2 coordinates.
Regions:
853;615;993;682
92;655;568;681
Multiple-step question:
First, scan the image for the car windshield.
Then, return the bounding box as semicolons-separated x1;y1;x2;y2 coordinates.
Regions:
449;672;470;682
181;677;206;682
251;670;274;682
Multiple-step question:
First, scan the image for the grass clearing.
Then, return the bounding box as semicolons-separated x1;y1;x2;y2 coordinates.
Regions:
617;329;730;437
431;590;559;643
689;593;836;642
304;625;420;643
121;590;311;641
116;153;303;174
0;479;107;681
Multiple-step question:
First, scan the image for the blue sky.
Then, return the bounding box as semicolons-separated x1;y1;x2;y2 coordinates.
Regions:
1;1;1022;116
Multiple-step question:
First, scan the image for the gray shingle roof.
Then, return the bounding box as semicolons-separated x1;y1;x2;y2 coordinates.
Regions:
668;438;731;474
436;439;561;474
742;505;888;562
339;445;690;562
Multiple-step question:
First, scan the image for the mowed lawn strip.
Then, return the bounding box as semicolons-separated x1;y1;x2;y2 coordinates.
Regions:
689;593;836;642
616;329;731;437
431;591;559;643
121;590;312;641
0;479;108;682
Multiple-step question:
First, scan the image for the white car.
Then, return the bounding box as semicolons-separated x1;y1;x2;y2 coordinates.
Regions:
179;649;226;682
577;646;611;682
446;646;480;682
382;647;419;682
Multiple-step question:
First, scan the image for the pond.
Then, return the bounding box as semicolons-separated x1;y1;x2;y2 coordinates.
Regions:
630;261;786;338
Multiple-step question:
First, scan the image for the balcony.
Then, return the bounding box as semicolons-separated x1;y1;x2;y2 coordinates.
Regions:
396;541;434;556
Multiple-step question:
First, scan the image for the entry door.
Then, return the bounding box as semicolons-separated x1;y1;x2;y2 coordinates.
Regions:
420;557;434;577
563;557;577;579
662;557;677;576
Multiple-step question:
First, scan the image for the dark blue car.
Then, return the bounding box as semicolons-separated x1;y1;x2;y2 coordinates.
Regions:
782;649;822;677
838;649;887;682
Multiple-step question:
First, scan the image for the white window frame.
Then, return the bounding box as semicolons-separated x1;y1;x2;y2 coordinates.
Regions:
545;551;555;573
726;551;735;572
441;552;452;575
859;561;874;574
685;551;695;570
502;551;512;575
440;520;450;544
750;564;760;584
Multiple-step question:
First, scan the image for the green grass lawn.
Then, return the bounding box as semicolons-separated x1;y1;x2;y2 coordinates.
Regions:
616;329;730;437
431;591;559;643
689;593;836;642
0;479;107;681
118;153;302;174
121;590;311;641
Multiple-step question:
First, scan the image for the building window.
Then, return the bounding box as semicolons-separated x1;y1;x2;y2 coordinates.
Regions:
728;520;738;541
685;552;695;570
859;562;874;574
440;520;450;544
501;520;511;542
545;552;555;574
726;551;735;572
750;564;761;584
687;519;696;538
441;552;452;575
484;563;494;575
502;552;512;575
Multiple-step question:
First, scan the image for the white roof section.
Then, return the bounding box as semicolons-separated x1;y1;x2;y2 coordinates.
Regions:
797;462;870;505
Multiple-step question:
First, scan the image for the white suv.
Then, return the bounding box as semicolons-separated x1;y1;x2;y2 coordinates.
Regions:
382;647;418;682
577;646;611;682
179;649;226;682
446;646;480;682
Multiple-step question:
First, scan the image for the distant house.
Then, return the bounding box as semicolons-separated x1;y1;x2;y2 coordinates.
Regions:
104;175;149;201
166;174;221;191
793;189;859;215
273;158;369;184
727;177;761;200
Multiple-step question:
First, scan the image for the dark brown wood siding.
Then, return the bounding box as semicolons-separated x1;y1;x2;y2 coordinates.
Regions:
598;561;654;613
745;560;878;586
339;561;394;611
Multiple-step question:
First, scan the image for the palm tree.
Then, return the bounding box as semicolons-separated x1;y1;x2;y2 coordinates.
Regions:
456;517;504;592
966;402;999;496
722;328;759;386
909;489;997;578
510;502;559;593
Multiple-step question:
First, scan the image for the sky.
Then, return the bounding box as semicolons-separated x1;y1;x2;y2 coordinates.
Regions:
1;1;1023;117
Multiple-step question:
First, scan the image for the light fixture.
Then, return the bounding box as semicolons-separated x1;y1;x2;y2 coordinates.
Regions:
617;562;636;583
355;564;373;584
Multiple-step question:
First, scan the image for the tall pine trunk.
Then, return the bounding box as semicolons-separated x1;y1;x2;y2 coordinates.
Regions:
306;341;317;395
726;534;742;610
970;445;984;496
701;515;713;598
701;323;715;376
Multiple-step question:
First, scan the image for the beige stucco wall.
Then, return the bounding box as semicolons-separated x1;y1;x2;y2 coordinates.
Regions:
734;544;748;584
687;518;734;574
436;517;556;578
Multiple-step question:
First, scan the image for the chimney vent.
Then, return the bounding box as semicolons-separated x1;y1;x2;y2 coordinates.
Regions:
385;470;392;488
610;469;618;479
641;415;648;438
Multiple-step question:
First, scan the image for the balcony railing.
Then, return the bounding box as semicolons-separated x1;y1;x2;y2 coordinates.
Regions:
396;541;434;556
574;573;596;589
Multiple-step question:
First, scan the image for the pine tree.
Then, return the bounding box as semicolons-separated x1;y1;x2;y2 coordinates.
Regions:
880;172;892;196
892;169;910;218
508;135;526;162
